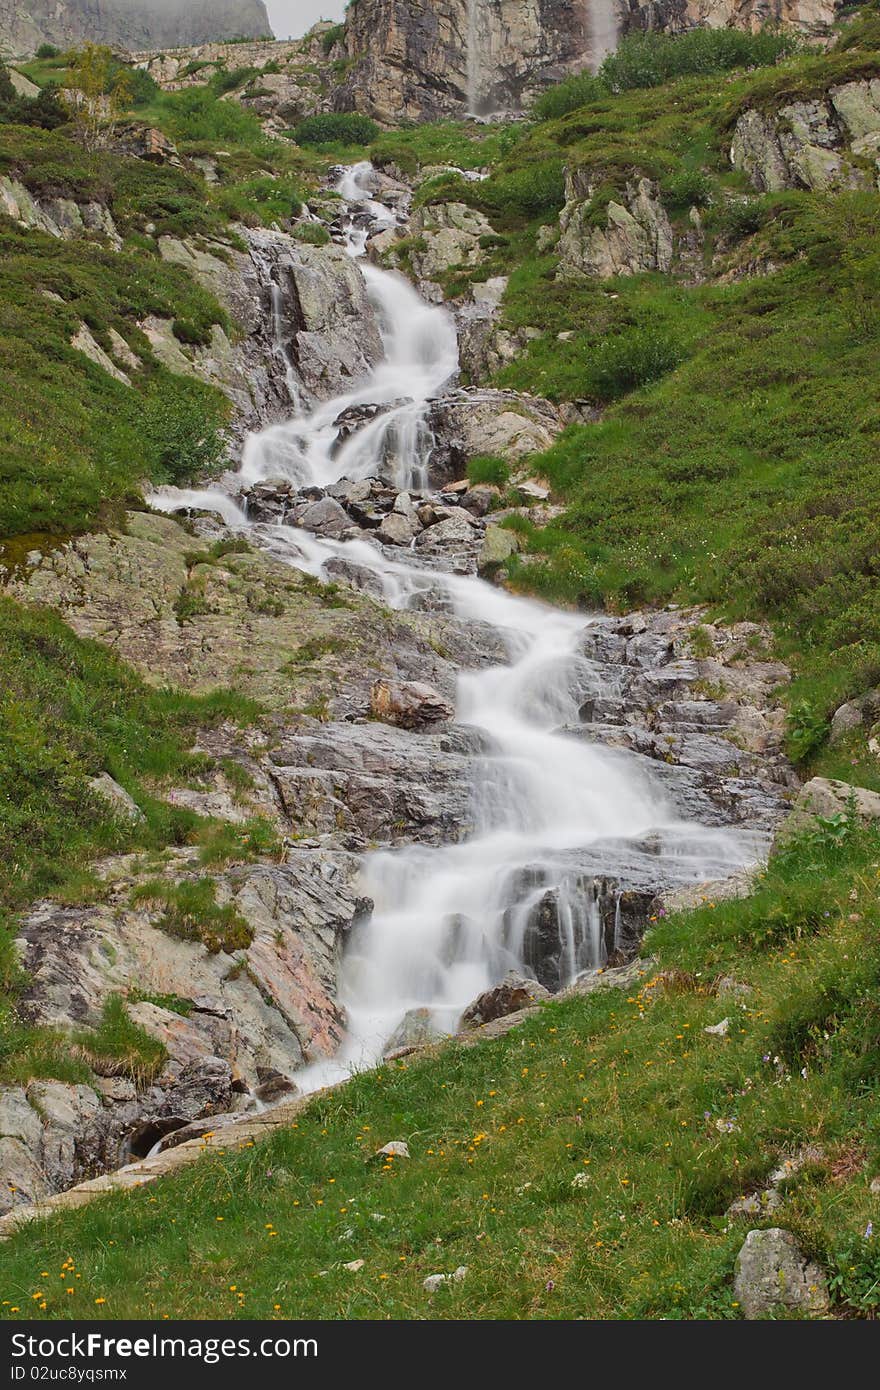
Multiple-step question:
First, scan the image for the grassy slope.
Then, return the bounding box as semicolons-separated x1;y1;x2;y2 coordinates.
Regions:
2;27;880;1317
451;38;880;761
0;594;262;1085
2;825;879;1320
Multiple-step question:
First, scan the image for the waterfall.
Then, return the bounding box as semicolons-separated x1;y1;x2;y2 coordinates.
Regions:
466;0;481;114
149;162;764;1092
589;0;619;72
239;163;458;494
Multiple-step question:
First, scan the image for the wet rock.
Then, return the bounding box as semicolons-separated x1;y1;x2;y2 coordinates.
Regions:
295;496;351;540
383;1008;444;1054
460;972;550;1028
370;679;454;730
733;1228;829;1319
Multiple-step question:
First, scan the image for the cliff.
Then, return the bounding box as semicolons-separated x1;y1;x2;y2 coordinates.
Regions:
337;0;844;120
0;0;273;60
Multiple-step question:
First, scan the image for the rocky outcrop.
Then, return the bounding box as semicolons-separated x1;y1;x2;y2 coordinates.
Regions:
1;510;494;718
152;227;383;433
425;389;566;481
730;79;880;193
0;177;122;250
558;171;674;280
733;1228;830;1319
0;0;272;60
772;775;880;853
337;0;595;122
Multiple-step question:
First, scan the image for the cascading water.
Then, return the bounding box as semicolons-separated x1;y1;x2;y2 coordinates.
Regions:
150;163;764;1091
466;0;482;115
589;0;619;71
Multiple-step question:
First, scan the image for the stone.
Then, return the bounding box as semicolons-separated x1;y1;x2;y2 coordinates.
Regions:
343;1259;365;1272
829;701;864;743
88;773;144;825
425;389;564;486
703;1017;730;1037
296;496;351;540
460;972;550;1028
71;326;131;387
733;1228;829;1319
423;1265;467;1294
383;1007;444;1054
478;525;520;574
773;777;880;853
375;1141;410;1160
370;679;454;730
377;510;417;546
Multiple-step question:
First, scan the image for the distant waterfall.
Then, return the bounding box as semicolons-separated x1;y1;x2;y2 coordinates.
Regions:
589;0;619;71
467;0;481;113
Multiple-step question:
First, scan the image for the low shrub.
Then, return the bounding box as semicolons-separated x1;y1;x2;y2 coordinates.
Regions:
293;112;379;146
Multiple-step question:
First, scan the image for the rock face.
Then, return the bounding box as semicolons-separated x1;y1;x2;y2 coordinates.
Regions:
730;79;880;192
558;171;674;280
0;177;122;250
0;0;272;60
772;776;880;853
336;0;844;123
733;1228;830;1319
154;226;383;434
339;0;595;122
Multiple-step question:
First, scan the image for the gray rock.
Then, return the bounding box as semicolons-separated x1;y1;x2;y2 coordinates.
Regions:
829;701;864;744
558;176;674;280
384;1008;444;1054
377;510;417;546
733;1228;829;1319
296;496;351;540
88;773;144;825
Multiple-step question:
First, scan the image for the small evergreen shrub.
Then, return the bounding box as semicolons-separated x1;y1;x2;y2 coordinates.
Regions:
293;112;379;146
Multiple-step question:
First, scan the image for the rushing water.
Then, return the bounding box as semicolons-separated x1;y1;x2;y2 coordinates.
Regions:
589;0;619;71
466;0;482;114
151;163;761;1088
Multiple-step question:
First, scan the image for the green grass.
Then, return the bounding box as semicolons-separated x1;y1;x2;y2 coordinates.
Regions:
2;823;878;1319
130;879;253;955
0;596;260;1081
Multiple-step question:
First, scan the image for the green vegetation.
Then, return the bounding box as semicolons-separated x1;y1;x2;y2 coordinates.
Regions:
467;455;510;487
533;26;802;120
0;212;229;537
293;112;380;146
130;878;253;954
3;821;879;1318
0;597;259;1080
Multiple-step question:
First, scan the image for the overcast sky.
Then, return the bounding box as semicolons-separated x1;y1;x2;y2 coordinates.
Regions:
266;0;346;39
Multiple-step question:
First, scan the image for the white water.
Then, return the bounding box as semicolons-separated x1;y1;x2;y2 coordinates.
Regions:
239;164;458;495
150;163;761;1090
466;0;482;114
589;0;620;72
